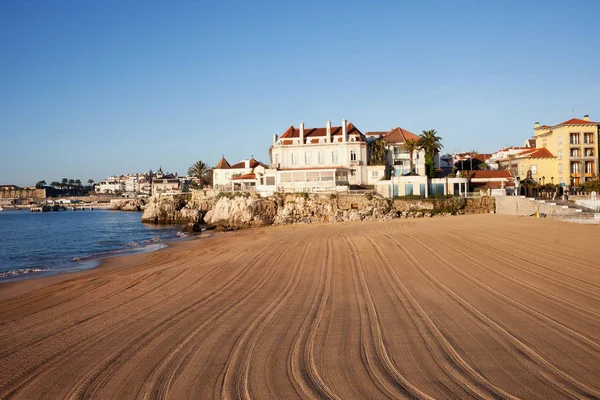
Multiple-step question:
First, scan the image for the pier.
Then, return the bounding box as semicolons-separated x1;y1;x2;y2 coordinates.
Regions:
30;204;100;212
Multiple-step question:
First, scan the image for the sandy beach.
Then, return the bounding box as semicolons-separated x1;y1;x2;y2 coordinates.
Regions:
1;214;599;399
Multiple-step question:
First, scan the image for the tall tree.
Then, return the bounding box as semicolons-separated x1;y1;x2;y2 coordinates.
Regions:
401;138;420;175
35;180;46;189
87;179;94;186
418;129;443;178
74;179;82;187
188;160;212;187
61;178;68;189
51;181;60;188
367;138;387;166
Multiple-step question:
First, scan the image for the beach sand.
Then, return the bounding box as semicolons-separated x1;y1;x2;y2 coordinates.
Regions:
1;214;599;399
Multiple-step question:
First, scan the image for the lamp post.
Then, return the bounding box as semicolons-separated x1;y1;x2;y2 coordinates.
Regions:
551;177;554;185
541;176;545;185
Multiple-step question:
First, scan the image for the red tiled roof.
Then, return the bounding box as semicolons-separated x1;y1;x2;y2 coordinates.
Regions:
382;127;419;144
521;147;554;158
231;173;256;181
227;158;267;169
214;157;230;169
556;118;599;126
279;122;365;142
469;170;513;179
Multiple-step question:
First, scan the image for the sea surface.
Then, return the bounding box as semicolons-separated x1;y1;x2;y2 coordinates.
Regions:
0;209;182;281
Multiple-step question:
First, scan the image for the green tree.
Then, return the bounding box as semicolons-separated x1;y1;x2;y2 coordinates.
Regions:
51;181;60;188
367;138;387;166
188;160;212;187
35;180;46;189
68;179;75;188
74;179;82;188
61;178;68;189
401;138;420;175
418;129;443;178
87;179;94;186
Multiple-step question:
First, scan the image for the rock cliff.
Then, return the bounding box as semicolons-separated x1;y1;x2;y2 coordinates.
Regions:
142;190;495;229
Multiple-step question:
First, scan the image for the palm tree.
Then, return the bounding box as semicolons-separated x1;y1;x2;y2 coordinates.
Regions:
88;179;94;186
401;138;420;175
368;138;387;166
61;178;68;189
470;150;478;171
418;129;443;178
188;160;212;187
68;179;75;188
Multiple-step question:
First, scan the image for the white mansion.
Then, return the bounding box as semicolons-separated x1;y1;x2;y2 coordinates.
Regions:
212;119;468;197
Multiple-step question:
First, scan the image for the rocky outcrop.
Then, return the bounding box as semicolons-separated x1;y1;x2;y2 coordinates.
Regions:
142;190;495;229
141;191;218;224
109;198;146;212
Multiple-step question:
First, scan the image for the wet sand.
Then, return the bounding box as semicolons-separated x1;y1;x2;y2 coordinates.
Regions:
1;214;599;399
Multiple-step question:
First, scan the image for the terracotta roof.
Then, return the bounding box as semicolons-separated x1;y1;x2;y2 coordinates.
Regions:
279;122;365;142
214;157;231;169
227;158;268;169
521;147;555;158
556;118;599;126
231;173;256;181
382;127;419;144
469;170;513;179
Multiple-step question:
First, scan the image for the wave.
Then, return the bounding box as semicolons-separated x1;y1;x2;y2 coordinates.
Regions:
0;268;46;279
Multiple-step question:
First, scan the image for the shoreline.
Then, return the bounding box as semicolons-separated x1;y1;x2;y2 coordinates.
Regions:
0;229;215;301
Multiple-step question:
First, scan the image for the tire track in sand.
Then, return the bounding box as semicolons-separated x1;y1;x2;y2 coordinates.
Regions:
218;235;317;399
357;231;517;400
390;232;600;398
286;233;340;400
344;230;438;400
0;238;274;399
65;237;286;400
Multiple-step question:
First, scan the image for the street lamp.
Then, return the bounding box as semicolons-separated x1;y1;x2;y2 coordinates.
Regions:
551;177;554;185
541;176;545;185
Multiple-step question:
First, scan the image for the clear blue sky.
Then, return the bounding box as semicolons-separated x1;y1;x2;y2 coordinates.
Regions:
2;0;599;186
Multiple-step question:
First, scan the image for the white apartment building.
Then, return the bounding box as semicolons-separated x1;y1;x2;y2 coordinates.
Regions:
212;158;268;190
365;126;427;177
94;176;125;194
269;119;368;191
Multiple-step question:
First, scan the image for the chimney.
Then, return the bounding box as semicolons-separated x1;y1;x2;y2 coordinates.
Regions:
534;122;540;128
584;115;590;121
273;134;278;145
244;159;250;169
326;120;331;142
299;122;304;144
342;119;347;142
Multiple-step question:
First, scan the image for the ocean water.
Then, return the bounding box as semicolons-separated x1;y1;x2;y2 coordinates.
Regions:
0;209;182;281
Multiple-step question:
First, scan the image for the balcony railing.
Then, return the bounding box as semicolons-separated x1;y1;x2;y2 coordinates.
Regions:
349;160;363;166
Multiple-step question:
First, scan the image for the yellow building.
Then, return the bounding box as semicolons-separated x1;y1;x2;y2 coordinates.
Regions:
533;115;599;186
498;147;557;184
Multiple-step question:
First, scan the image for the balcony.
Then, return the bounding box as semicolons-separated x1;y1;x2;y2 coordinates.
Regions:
349;160;363;166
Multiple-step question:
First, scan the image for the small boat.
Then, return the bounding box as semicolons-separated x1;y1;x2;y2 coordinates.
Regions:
0;206;4;211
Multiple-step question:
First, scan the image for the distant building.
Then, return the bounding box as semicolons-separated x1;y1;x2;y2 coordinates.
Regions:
269;119;367;192
212;158;268;191
532;116;599;186
0;185;48;205
366;126;427;177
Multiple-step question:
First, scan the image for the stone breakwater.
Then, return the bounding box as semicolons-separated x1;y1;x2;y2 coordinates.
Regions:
141;191;495;229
